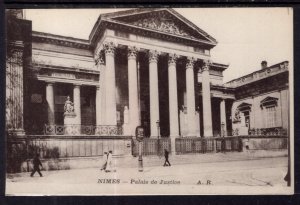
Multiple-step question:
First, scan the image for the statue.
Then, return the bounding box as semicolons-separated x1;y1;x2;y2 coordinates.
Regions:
64;96;74;114
233;109;241;123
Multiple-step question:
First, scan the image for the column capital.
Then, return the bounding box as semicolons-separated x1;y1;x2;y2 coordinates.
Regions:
202;59;212;72
96;50;105;65
186;57;195;69
148;50;159;63
74;83;81;88
103;41;116;56
128;46;139;59
168;53;178;66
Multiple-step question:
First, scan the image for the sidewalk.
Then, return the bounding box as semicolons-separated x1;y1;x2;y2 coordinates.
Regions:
6;153;290;195
10;149;288;175
122;150;288;168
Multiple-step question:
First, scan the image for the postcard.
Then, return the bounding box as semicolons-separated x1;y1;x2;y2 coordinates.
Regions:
5;7;294;195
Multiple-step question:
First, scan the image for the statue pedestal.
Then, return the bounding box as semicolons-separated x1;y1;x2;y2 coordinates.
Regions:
64;112;80;135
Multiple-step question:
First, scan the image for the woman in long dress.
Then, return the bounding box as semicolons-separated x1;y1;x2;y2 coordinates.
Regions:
100;152;108;171
105;151;115;172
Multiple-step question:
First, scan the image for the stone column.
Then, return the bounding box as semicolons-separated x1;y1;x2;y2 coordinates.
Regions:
73;84;81;125
96;51;105;125
185;57;196;136
149;50;160;137
46;82;55;125
103;41;117;125
128;46;139;134
220;98;227;136
168;54;179;153
202;60;213;137
6;41;25;135
96;85;101;125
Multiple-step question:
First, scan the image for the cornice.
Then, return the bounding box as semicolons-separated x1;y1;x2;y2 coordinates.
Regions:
90;19;217;49
32;31;91;50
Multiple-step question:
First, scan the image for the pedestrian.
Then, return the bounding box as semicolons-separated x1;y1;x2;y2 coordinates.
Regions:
163;149;171;166
105;150;116;172
30;153;43;177
244;139;253;158
100;151;108;171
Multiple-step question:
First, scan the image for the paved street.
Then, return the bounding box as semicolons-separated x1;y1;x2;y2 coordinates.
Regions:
6;153;291;195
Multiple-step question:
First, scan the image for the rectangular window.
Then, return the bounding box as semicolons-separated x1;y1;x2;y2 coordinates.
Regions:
266;106;276;128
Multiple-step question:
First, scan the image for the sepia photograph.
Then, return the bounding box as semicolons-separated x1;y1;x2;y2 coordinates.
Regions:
5;7;293;195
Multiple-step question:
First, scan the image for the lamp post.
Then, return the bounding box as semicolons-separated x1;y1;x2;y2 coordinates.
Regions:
221;122;225;137
156;120;160;156
136;126;144;172
221;122;225;153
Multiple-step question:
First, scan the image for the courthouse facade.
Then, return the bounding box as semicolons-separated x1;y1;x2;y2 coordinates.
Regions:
6;8;289;159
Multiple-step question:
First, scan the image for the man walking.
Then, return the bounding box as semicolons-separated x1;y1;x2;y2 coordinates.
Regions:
30;154;43;177
163;149;171;167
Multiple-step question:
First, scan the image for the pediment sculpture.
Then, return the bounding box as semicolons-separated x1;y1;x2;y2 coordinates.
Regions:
132;17;194;38
232;108;241;123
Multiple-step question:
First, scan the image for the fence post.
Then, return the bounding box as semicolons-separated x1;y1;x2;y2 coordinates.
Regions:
214;138;217;153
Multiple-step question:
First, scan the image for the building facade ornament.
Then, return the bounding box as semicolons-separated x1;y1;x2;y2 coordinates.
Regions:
202;59;212;72
232;108;241;123
132;17;192;38
168;53;178;66
186;57;195;69
128;46;139;59
64;96;75;114
95;50;105;65
148;50;159;63
103;41;116;56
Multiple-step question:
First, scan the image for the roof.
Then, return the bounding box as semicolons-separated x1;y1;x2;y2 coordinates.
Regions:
89;8;218;48
224;61;289;88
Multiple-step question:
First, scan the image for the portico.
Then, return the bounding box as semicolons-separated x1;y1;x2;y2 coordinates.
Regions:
27;8;235;144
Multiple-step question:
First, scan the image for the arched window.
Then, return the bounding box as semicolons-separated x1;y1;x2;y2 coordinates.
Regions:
236;102;252;127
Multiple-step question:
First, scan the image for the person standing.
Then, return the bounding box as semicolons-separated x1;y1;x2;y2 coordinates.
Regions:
163;149;171;166
100;151;108;171
30;154;43;177
105;150;116;172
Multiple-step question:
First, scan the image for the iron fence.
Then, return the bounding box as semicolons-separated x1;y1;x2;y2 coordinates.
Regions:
44;124;123;136
132;138;171;156
175;137;215;154
248;127;287;136
26;135;132;158
215;137;243;152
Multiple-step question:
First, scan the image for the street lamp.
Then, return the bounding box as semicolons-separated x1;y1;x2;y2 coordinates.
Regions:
156;120;160;139
156;120;160;156
221;122;225;137
136;126;144;172
221;122;225;153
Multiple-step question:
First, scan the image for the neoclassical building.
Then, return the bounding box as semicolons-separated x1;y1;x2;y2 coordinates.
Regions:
6;8;289;161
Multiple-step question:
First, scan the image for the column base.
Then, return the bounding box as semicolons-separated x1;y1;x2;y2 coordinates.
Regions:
150;135;159;139
185;134;201;137
169;136;178;155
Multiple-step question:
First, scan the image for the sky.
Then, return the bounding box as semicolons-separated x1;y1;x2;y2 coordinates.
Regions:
24;8;293;82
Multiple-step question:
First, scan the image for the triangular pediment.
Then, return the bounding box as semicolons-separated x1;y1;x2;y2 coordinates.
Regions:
261;96;278;104
101;8;217;45
260;96;278;108
237;102;252;112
